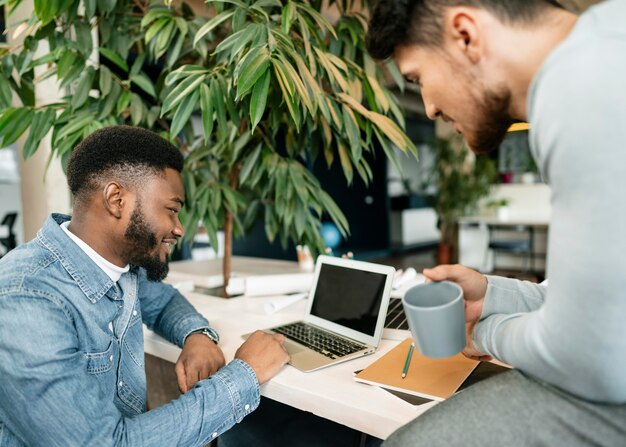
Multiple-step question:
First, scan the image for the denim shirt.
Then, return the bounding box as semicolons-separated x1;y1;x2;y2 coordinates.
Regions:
0;214;260;446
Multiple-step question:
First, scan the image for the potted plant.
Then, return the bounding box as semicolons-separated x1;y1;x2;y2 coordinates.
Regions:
428;136;497;264
486;198;511;220
0;0;415;291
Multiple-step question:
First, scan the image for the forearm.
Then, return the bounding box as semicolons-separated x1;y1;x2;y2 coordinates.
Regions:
150;292;212;347
481;276;547;318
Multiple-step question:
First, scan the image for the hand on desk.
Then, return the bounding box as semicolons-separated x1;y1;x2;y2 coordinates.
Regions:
235;331;290;385
423;264;492;361
176;334;226;393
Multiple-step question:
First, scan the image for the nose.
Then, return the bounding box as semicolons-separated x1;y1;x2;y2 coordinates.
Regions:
173;217;185;238
421;93;440;121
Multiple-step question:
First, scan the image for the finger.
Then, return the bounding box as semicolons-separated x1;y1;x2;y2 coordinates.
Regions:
186;362;197;390
422;265;453;282
175;362;188;393
273;333;286;344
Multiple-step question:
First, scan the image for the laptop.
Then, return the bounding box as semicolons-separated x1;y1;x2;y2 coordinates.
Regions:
261;255;395;372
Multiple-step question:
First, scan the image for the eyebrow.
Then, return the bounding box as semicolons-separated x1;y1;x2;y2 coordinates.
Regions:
171;197;185;208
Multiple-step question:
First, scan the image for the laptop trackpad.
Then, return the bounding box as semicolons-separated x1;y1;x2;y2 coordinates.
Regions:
284;339;306;355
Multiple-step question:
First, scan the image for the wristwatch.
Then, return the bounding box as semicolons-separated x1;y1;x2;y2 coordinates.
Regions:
187;328;219;345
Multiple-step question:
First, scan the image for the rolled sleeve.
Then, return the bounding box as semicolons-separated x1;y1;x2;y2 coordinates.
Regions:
481;276;547;319
211;359;260;424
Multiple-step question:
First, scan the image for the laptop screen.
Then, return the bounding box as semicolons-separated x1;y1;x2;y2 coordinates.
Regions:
309;263;387;336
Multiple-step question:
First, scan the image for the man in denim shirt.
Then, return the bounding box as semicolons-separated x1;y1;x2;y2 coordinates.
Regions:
0;126;289;446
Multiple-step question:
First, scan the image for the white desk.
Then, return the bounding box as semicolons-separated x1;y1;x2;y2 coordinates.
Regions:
143;258;432;439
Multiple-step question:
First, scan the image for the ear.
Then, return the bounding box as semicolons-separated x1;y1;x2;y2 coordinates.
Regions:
446;8;482;65
102;181;125;219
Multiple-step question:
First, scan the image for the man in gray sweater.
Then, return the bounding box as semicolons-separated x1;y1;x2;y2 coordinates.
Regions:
367;0;626;445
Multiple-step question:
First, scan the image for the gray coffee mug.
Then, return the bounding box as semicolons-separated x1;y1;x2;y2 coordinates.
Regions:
402;281;465;358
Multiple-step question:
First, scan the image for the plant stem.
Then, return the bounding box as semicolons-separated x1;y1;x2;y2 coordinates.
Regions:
222;163;240;295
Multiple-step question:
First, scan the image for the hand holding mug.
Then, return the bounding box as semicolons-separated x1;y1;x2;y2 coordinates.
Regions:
422;264;488;324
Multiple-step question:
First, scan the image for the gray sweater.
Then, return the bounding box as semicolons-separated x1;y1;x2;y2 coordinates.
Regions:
473;0;626;404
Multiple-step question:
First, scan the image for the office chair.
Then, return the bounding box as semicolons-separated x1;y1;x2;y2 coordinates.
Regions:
487;224;535;273
0;212;18;256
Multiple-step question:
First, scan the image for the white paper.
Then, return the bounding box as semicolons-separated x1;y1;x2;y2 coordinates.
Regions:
263;293;308;314
225;273;314;297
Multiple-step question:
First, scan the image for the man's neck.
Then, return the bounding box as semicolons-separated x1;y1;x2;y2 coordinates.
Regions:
68;216;127;268
503;10;579;120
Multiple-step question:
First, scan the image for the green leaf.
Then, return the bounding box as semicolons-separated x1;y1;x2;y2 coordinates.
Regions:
84;0;96;19
342;105;361;160
281;2;295;34
57;50;77;80
130;73;156;98
164;65;209;86
294;203;306;239
74;21;93;56
161;73;205;116
99;48;128;73
235;48;270;98
130;53;145;76
200;83;214;143
211;80;227;137
0;75;13;108
116;90;131;115
249;69;270;131
145;17;170;44
71;67;95;110
166;31;185;68
155;21;176;59
174;17;188;36
336;141;353;185
99;65;112;96
97;81;120;120
239;143;262;184
193;10;234;47
141;6;171;28
0;108;32;147
23;108;55;159
130;93;144;126
170;90;199;137
295;3;337;39
52;113;93;147
58;60;85;90
318;190;349;236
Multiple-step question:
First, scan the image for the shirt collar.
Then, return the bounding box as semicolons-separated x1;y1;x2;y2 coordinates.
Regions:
59;221;129;282
37;213;123;303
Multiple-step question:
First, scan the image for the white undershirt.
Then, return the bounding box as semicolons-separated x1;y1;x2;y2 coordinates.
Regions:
60;221;129;282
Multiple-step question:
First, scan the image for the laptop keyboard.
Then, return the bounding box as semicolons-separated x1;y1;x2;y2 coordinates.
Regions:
272;322;367;359
384;297;409;330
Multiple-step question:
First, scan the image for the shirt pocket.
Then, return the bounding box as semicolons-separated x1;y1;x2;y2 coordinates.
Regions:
84;342;114;375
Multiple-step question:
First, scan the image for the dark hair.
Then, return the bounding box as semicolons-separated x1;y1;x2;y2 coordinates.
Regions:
66;125;183;201
367;0;564;59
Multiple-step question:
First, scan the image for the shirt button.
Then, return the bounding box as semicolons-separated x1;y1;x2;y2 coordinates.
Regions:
118;381;123;387
244;404;250;411
211;432;218;438
109;355;113;362
132;310;137;316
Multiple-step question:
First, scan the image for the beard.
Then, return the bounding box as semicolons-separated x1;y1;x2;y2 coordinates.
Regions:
123;204;169;282
463;78;514;155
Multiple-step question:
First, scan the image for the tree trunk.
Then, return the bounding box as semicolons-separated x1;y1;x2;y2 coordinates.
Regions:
438;221;459;265
222;165;239;296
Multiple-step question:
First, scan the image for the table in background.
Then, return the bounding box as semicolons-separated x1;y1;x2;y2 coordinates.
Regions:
458;216;549;275
144;257;428;440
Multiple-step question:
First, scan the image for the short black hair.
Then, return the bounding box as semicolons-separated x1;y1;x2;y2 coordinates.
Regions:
67;125;183;201
367;0;564;60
